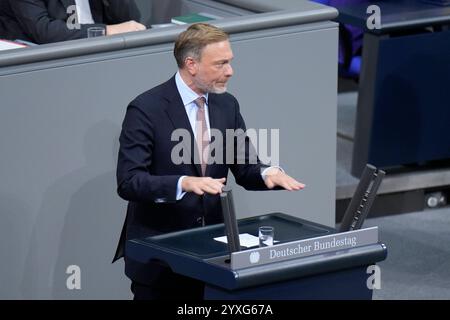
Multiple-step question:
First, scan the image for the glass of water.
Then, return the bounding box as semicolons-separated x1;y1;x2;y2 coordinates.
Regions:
87;27;106;38
259;226;274;247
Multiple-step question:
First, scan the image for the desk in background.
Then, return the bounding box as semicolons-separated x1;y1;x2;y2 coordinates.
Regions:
335;0;450;176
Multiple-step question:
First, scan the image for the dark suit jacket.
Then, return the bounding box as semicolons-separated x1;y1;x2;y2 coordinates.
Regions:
115;76;269;284
0;0;139;44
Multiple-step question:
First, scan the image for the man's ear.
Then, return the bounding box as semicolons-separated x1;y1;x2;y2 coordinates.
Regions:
184;57;197;76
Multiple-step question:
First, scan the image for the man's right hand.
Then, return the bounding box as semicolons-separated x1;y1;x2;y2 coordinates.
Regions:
182;177;226;196
106;20;146;35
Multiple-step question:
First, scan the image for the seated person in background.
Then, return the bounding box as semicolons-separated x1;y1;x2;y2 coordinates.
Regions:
312;0;364;78
0;0;146;44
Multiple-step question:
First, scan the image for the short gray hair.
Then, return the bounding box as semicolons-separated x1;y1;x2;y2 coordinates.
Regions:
173;23;229;68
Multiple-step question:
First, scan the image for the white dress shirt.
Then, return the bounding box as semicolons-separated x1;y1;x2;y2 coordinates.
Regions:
174;72;281;200
75;0;95;24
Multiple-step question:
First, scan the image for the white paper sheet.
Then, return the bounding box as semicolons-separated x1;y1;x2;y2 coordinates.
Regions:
0;40;27;51
214;233;259;248
214;233;278;248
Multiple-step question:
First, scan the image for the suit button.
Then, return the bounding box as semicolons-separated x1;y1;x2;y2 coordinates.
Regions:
197;217;205;226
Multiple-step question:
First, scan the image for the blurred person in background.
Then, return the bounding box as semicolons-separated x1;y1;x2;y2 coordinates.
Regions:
0;0;146;44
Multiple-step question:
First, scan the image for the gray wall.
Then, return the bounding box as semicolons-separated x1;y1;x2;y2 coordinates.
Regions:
0;22;337;299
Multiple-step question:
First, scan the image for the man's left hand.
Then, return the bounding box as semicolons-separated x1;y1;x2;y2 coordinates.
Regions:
263;168;305;191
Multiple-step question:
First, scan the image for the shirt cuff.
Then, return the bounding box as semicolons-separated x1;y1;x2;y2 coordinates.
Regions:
176;176;187;200
261;166;284;180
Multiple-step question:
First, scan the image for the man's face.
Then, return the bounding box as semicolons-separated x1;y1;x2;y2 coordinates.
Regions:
190;40;234;94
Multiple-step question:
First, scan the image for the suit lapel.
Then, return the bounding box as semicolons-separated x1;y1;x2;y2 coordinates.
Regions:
164;77;202;177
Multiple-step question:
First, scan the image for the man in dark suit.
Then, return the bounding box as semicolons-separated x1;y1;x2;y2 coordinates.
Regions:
0;0;145;44
115;23;305;300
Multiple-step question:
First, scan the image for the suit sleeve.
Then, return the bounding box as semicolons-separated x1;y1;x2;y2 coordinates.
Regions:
103;0;141;24
228;97;270;191
116;103;180;203
9;0;106;44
